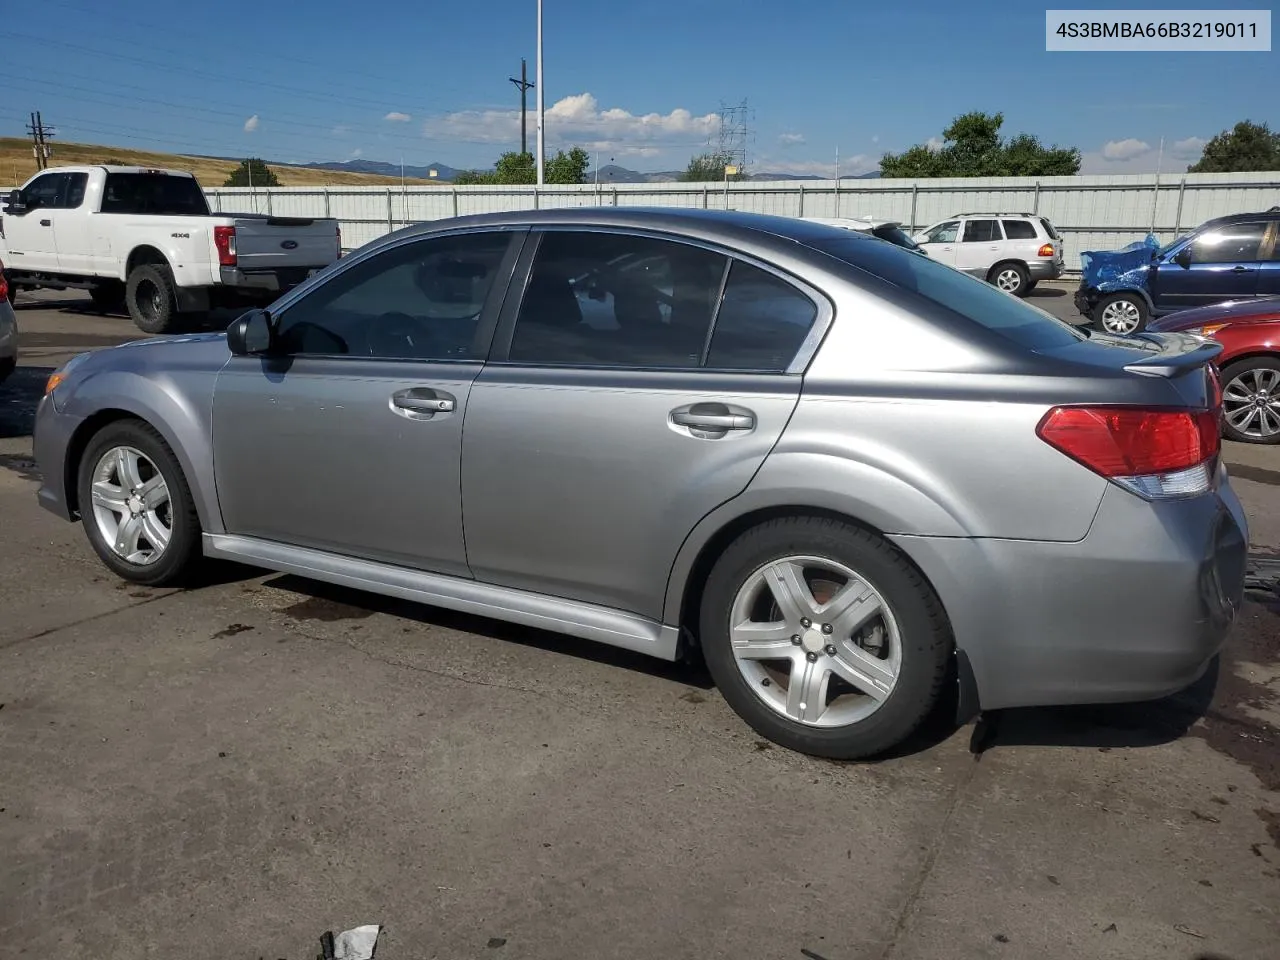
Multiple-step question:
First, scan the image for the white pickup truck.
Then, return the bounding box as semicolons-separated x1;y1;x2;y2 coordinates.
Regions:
1;165;341;333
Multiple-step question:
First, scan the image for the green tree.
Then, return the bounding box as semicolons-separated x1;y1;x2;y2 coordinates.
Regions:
452;147;589;186
880;112;1080;178
1188;121;1280;173
680;151;743;182
223;158;280;187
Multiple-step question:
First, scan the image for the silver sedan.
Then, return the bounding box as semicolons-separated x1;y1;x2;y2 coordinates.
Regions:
32;209;1248;759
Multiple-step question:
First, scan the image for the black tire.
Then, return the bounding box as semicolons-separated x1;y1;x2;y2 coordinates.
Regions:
1091;292;1148;335
76;419;203;586
1024;279;1039;293
126;263;180;334
988;261;1030;297
699;516;952;760
1219;357;1280;445
89;280;126;314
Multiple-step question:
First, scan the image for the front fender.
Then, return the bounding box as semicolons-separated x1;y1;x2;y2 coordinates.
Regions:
60;366;223;534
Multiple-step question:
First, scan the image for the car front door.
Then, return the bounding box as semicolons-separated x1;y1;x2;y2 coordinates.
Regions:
459;228;823;621
955;218;1002;279
3;172;68;273
211;228;524;576
1152;220;1267;311
916;220;960;267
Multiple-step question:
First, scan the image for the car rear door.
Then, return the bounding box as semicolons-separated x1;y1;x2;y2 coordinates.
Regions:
212;227;524;576
954;218;1002;278
1152;220;1267;310
460;228;824;621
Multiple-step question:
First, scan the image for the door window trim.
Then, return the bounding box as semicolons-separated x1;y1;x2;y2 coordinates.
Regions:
262;226;529;365
486;226;833;376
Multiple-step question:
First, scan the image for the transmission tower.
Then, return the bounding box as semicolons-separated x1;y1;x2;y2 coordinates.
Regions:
715;99;750;174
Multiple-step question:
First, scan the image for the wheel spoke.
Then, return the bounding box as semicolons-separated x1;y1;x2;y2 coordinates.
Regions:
1261;369;1280;393
1261;406;1280;437
829;642;896;702
1223;382;1252;402
90;480;128;512
731;621;796;659
141;512;171;551
115;514;143;557
137;473;169;510
785;657;829;723
762;560;816;622
819;579;882;637
116;448;144;490
1229;406;1260;433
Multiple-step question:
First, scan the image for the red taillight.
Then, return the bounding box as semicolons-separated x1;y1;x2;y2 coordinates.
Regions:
1037;243;1054;258
0;260;8;303
1036;406;1219;478
213;226;237;267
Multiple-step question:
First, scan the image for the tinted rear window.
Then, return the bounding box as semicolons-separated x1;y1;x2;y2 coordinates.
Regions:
101;173;210;215
1002;219;1037;240
811;237;1085;349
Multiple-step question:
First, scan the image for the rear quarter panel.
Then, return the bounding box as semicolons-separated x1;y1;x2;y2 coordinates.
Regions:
110;217;222;287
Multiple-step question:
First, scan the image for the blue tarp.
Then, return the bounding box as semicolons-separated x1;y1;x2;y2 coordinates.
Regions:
1079;234;1160;288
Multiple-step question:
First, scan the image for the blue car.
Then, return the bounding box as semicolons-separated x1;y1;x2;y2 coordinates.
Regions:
1074;210;1280;334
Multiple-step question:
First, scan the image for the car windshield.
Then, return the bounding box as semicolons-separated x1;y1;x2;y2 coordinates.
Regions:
812;236;1087;349
1156;233;1192;257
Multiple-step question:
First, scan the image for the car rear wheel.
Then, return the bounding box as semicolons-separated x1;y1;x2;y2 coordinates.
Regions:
77;419;203;586
699;516;951;760
1221;357;1280;444
1093;293;1148;335
126;263;180;335
989;262;1030;297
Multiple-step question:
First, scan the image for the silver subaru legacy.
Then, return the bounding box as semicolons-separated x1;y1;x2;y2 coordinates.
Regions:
32;209;1247;759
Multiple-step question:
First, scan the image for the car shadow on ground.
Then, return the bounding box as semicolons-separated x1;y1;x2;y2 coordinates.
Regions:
1025;286;1067;300
0;364;55;440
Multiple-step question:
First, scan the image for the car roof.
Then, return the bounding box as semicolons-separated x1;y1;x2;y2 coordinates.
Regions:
27;165;196;177
1197;211;1280;228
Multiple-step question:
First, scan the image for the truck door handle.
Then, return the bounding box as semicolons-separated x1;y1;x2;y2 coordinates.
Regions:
1232;266;1251;273
39;219;51;227
389;388;455;419
670;402;755;439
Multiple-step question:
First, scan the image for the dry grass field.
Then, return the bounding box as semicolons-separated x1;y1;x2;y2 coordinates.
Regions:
0;138;439;188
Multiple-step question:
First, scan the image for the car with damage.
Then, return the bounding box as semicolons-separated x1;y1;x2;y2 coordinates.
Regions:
1075;212;1280;335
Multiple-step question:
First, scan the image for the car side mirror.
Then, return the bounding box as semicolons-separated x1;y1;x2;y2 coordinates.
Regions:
227;309;275;356
1173;247;1192;269
4;189;25;214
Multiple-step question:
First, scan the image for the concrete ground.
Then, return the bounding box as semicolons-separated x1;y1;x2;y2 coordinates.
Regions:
1;289;1278;960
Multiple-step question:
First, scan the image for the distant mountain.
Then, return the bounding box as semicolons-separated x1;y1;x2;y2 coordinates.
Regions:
298;158;463;182
585;164;882;183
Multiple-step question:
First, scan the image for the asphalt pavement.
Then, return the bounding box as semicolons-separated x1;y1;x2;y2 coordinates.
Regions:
1;286;1278;960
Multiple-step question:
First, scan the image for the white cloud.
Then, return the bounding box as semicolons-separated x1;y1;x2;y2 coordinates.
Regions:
1172;136;1207;158
243;114;260;133
351;148;363;158
924;136;944;152
779;132;806;145
755;155;877;179
385;111;412;122
331;125;349;137
1101;138;1152;161
423;93;720;152
871;134;880;144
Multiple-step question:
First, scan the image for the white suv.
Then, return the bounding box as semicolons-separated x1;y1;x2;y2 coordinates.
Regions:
912;213;1064;297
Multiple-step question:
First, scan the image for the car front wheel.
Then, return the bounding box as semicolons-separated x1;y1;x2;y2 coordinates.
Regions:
699;516;951;760
1093;293;1148;335
1221;357;1280;444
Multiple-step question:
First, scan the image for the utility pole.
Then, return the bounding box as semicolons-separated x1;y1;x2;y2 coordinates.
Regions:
535;0;544;186
27;112;54;171
509;58;534;157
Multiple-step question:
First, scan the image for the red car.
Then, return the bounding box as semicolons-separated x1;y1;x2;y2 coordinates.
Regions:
1150;296;1280;444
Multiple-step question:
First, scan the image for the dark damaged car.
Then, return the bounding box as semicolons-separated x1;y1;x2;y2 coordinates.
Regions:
1075;212;1280;335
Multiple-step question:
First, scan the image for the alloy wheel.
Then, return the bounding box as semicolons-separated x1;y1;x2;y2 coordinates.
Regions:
89;445;173;565
995;268;1023;293
1223;367;1280;440
1100;299;1142;334
728;556;901;728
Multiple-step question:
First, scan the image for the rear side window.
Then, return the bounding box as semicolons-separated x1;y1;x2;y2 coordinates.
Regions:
1001;219;1037;240
63;173;89;209
811;237;1085;349
706;262;818;371
1038;217;1061;241
961;219;1002;243
101;173;210;215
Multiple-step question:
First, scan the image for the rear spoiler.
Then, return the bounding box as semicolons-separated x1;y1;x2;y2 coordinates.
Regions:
1121;332;1223;378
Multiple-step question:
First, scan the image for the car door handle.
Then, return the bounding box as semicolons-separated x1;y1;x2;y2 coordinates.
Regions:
1232;266;1252;273
670;402;756;439
39;219;51;227
389;388;455;419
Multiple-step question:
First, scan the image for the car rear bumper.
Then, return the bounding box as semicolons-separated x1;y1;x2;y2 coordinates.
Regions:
1028;260;1063;281
219;266;323;293
891;463;1248;711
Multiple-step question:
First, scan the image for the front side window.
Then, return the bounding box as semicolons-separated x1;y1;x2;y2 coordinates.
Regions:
1002;219;1037;240
961;219;1002;243
924;221;959;243
100;173;210;215
275;231;513;360
508;231;726;368
706;262;818;371
20;173;67;211
1188;221;1267;264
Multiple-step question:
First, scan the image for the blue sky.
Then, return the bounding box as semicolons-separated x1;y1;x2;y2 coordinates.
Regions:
0;0;1273;176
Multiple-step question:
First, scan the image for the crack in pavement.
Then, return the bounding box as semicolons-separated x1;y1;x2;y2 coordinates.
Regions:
0;590;179;650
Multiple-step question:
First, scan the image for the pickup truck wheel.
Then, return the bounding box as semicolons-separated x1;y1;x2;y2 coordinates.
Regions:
126;264;180;335
89;281;126;315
